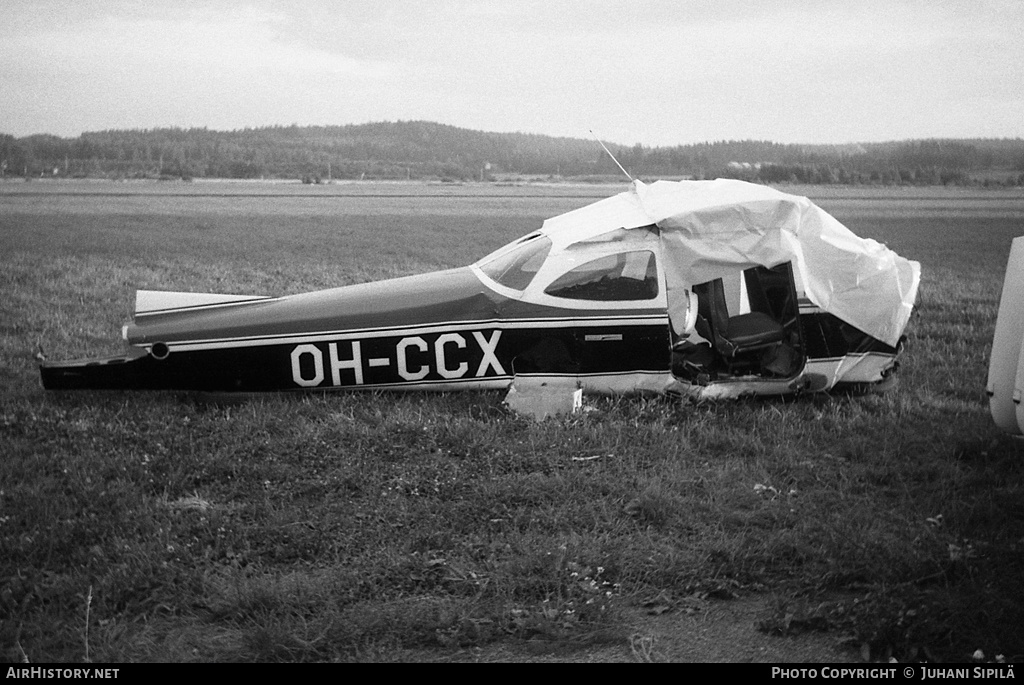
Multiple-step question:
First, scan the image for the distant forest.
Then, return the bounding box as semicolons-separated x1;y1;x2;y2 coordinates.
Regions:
3;120;1024;186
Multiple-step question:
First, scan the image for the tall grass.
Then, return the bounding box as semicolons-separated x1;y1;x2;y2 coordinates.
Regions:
1;183;1023;662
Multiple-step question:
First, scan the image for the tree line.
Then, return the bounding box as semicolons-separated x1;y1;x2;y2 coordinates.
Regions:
2;121;1023;186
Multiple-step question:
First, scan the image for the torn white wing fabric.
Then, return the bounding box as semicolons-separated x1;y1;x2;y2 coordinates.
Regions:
540;187;651;250
541;179;920;347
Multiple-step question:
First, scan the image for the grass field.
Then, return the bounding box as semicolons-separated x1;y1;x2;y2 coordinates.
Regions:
2;180;1023;663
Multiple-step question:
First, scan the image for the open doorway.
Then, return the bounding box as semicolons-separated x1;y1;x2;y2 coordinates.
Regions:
672;263;804;384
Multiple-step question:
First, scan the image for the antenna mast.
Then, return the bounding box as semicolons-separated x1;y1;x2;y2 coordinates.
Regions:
590;130;634;182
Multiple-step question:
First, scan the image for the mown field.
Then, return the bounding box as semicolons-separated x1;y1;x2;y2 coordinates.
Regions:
1;180;1023;663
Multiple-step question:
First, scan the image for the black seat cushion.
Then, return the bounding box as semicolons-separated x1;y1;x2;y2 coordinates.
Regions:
724;312;785;348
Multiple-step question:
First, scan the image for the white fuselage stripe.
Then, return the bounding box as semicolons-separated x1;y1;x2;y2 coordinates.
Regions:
139;315;669;352
286;369;670;393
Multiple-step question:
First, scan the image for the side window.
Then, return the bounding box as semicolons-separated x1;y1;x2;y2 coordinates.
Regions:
544;250;658;301
477;235;552;291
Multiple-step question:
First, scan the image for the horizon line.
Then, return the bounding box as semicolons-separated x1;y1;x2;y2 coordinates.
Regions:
4;120;1023;149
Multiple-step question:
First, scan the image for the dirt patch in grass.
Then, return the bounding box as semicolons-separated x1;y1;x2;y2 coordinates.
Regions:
392;595;857;663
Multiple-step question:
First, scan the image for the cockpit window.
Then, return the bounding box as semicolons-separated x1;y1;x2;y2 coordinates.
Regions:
545;250;659;301
477;234;552;291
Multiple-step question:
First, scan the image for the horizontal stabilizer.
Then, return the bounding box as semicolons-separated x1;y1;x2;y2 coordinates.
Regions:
135;290;271;316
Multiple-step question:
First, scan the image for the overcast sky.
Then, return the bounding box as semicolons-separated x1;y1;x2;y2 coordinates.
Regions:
2;0;1022;146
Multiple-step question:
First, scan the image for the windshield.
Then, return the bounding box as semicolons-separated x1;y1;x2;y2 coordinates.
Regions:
477;234;553;291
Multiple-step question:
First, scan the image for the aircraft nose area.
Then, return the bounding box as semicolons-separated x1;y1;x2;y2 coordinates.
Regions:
126;267;502;345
